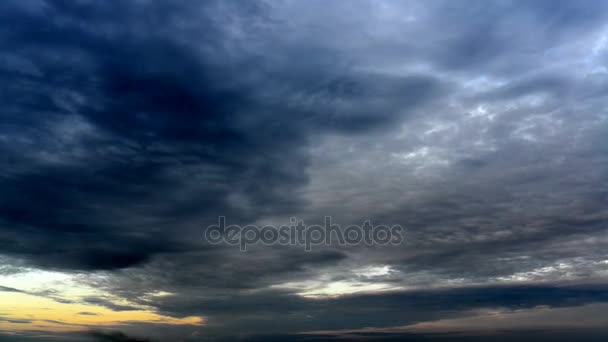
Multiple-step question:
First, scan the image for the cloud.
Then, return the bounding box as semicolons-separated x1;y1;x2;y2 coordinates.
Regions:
0;318;32;324
81;297;139;312
1;0;608;340
234;330;608;342
87;331;151;342
104;284;608;336
0;0;443;272
0;285;25;293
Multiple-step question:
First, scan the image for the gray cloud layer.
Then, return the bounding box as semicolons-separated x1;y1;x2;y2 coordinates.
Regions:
2;0;608;341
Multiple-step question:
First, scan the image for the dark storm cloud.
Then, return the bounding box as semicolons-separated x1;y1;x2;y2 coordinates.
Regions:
0;0;297;270
134;284;608;334
0;0;440;271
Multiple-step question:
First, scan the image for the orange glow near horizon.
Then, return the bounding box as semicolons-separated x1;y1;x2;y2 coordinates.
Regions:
0;283;203;334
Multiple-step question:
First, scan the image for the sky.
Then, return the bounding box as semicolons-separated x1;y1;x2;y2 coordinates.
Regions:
1;0;608;341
